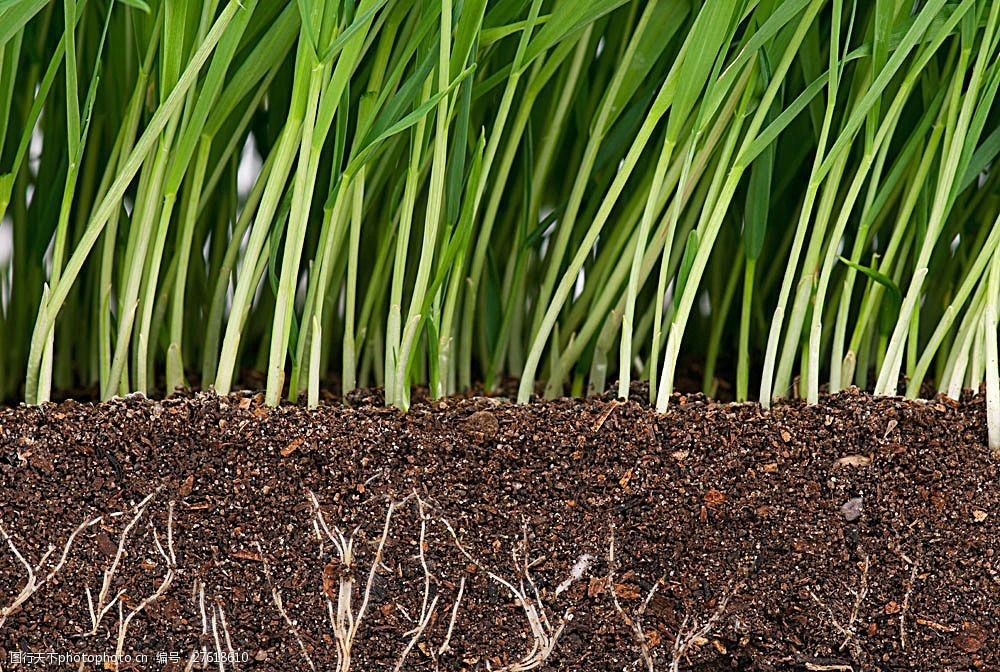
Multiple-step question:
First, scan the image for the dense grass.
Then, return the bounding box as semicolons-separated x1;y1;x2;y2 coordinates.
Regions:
0;1;998;441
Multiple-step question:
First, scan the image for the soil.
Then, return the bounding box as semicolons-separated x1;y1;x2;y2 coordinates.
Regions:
0;387;996;671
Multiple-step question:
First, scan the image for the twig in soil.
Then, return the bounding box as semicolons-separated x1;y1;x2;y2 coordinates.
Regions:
669;579;741;672
806;549;869;660
0;514;102;631
914;616;955;634
113;502;177;671
803;661;855;671
607;526;661;672
442;518;571;672
87;490;158;636
592;399;624;433
308;490;403;672
259;541;316;672
899;560;918;651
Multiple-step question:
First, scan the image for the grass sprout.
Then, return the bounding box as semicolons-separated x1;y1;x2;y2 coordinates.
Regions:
0;0;995;418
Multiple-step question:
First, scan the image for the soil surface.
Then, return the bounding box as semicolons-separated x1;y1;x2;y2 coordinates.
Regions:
0;387;996;671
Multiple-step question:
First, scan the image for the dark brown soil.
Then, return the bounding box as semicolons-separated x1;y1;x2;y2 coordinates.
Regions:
0;388;996;671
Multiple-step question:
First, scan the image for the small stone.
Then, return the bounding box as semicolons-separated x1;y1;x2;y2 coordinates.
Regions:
971;509;987;523
464;411;499;440
841;496;863;522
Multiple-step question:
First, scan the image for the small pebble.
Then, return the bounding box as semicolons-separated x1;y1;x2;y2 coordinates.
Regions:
841;496;863;522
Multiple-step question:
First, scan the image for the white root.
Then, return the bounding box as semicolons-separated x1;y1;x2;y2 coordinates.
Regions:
807;549;870;660
189;578;211;671
608;526;661;672
395;493;471;672
842;551;870;652
186;576;235;672
309;490;403;672
113;501;177;671
0;513;101;631
88;490;159;636
437;576;465;660
259;492;474;671
217;601;237;669
196;578;209;633
210;604;226;672
395;595;439;672
395;494;439;672
900;560;917;651
555;553;593;597
260;541;316;671
443;518;570;672
670;580;741;672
